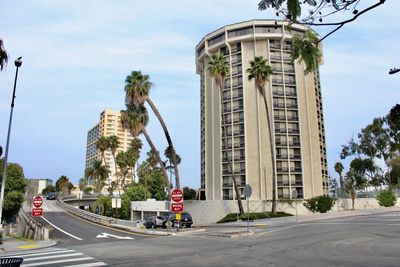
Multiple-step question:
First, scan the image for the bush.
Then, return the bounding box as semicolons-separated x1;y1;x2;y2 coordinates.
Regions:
217;211;292;223
377;189;397;207
303;195;335;213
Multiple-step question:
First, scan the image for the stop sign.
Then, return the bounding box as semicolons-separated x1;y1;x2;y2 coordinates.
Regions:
171;189;183;202
33;195;43;208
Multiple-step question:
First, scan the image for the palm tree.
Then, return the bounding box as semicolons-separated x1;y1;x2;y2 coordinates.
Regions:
78;177;88;191
85;160;109;194
124;70;181;189
108;135;120;194
120;104;171;197
95;136;110;165
291;30;322;74
116;151;129;195
56;175;70;196
344;169;366;210
334;162;344;197
208;52;244;215
0;39;8;71
246;56;277;214
95;136;110;192
165;147;182;188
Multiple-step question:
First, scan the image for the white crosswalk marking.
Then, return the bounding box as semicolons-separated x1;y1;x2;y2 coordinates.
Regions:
1;247;107;267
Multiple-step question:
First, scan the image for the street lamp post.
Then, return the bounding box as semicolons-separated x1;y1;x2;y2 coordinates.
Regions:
0;57;22;226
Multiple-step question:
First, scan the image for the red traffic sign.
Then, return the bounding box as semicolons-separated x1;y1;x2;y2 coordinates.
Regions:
171;203;184;213
32;208;43;217
33;195;43;208
171;189;183;203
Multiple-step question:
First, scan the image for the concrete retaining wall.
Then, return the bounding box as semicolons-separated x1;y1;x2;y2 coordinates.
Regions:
132;198;400;225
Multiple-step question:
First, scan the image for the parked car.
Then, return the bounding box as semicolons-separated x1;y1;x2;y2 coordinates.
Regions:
46;192;57;200
145;216;167;229
170;212;193;228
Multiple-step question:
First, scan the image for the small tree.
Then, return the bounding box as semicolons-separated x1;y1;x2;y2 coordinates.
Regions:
55;175;70;195
377;189;397;207
344;169;366;210
303;195;335;213
183;187;197;200
42;185;56;195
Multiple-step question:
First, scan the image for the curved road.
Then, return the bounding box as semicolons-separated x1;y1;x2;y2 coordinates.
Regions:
37;199;151;246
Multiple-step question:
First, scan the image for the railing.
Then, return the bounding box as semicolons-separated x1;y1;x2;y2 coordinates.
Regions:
57;197;139;228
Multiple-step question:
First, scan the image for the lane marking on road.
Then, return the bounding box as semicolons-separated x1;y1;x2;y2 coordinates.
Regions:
254;224;303;237
14;249;75;258
64;211;155;238
63;263;107;267
312;222;400;226
21;257;93;267
40;216;83;240
23;252;84;261
96;232;134;239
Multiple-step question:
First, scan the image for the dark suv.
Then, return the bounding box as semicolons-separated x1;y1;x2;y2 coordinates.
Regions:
46;192;57;200
170;212;193;228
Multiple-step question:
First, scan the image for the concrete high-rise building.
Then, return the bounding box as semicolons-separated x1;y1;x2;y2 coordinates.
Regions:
85;109;135;192
196;20;329;201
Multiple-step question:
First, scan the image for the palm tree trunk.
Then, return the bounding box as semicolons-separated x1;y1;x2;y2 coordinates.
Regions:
141;128;171;199
261;86;277;214
351;191;355;210
147;98;181;189
339;176;344;198
218;85;244;215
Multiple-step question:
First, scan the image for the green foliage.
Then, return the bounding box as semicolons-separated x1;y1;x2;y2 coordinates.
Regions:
291;30;321;74
55;175;70;194
341;105;400;165
117;183;151;220
183;187;197;200
91;195;113;217
207;53;229;90
3;191;24;223
83;187;93;194
124;184;151;201
218;211;292;223
85;160;109;194
377;189;397;207
0;39;8;71
42;185;56;195
287;0;301;19
303;196;335;213
0;159;27;222
0;160;28;194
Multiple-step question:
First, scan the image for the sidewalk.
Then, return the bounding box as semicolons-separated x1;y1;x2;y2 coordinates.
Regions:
0;236;57;254
202;206;400;237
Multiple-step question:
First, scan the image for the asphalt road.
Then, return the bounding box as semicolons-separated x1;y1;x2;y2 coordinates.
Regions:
31;201;400;266
73;209;400;267
37;200;151;246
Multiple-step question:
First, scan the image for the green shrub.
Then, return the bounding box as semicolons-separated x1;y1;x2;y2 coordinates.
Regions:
377;189;397;207
303;195;335;213
217;211;292;223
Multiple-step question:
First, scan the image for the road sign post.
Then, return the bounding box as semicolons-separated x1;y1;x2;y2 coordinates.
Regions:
292;189;298;223
243;184;252;233
32;195;43;217
171;189;184;231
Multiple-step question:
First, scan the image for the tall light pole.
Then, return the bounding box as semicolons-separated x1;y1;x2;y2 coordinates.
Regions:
0;57;22;226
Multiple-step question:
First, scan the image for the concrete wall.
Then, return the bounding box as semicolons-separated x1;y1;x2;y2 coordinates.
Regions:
132;198;400;225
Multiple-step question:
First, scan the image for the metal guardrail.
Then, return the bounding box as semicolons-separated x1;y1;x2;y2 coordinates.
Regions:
57;197;139;228
56;199;116;225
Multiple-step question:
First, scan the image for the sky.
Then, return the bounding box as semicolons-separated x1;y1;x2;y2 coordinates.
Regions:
0;0;399;188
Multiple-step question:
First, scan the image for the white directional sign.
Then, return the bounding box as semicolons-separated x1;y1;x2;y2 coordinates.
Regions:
112;198;121;208
96;232;134;240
